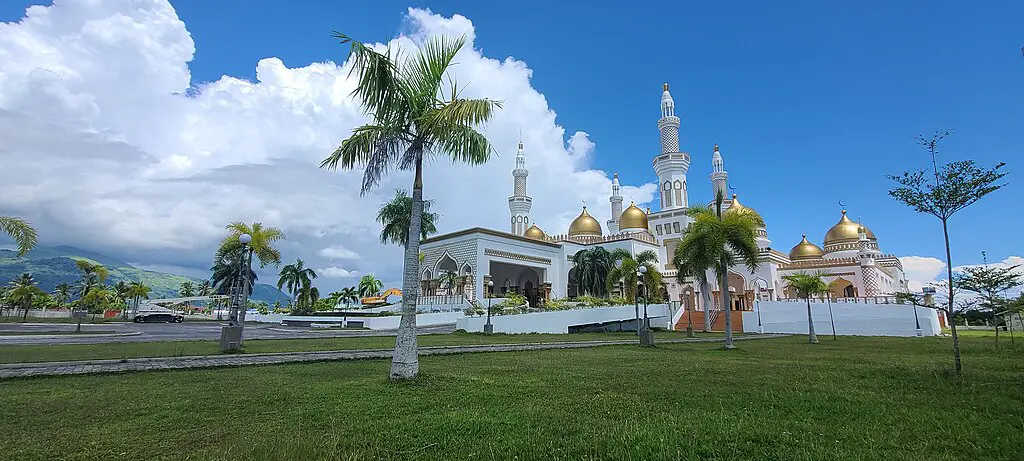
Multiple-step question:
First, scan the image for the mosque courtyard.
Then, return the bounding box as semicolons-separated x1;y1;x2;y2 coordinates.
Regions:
0;333;1019;460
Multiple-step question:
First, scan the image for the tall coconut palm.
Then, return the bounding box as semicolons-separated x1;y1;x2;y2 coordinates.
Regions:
8;273;43;322
219;222;285;268
606;249;660;302
296;285;320;314
74;260;108;297
320;32;501;380
127;281;150;318
674;190;762;349
358;275;384;299
339;287;360;307
52;283;73;313
211;246;258;294
782;272;830;344
0;216;38;257
278;258;318;307
215;222;282;327
570;247;617;297
378;189;439;247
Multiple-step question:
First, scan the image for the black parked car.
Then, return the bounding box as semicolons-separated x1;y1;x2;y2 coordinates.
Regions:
133;311;184;323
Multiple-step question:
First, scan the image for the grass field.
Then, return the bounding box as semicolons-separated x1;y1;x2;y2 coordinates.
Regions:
0;335;1021;460
0;330;706;364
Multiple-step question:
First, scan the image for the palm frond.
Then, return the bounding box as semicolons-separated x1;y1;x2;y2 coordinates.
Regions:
430;123;494;165
332;32;404;120
421;98;503;133
0;216;38;257
406;34;467;103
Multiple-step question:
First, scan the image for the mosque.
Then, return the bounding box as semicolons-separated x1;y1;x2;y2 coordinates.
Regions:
418;83;909;315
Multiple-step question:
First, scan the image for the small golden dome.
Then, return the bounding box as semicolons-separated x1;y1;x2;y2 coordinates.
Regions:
663;82;669;91
714;144;719;152
789;234;825;261
524;224;546;240
619;202;649;231
824;210;876;245
568;206;602;237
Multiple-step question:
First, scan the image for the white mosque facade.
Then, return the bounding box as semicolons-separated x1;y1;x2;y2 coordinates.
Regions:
419;83;909;319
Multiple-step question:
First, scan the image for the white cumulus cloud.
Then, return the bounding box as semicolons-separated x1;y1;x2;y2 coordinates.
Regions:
319;266;358;278
0;1;654;292
318;245;360;260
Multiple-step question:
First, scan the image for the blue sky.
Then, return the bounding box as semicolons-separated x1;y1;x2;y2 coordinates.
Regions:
171;1;1021;264
1;0;1020;286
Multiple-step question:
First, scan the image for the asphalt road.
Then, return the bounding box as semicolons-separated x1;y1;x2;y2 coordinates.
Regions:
0;321;456;345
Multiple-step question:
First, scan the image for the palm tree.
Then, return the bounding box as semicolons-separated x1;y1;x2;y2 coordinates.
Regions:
674;190;762;349
52;283;73;309
113;281;131;318
73;260;108;332
358;275;384;299
606;249;660;302
782;272;830;344
8;273;44;322
74;260;108;297
378;189;439;248
320;33;502;380
296;285;320;314
179;281;196;298
211;246;257;295
339;287;360;307
127;281;150;318
0;216;38;256
278;258;318;307
219;222;285;268
218;222;284;328
81;286;112;322
571;247;617;297
674;250;715;333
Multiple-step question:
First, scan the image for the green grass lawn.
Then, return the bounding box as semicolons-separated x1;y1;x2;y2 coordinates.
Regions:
0;330;707;364
1;335;1021;460
0;316;123;324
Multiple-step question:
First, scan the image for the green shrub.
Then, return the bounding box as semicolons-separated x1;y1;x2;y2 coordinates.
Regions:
496;293;527;309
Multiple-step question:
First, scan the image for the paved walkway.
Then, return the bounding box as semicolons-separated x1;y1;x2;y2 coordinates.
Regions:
0;334;787;379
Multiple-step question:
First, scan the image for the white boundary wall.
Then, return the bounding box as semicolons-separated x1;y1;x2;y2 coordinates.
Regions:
457;304;670;334
249;311;464;330
743;301;942;337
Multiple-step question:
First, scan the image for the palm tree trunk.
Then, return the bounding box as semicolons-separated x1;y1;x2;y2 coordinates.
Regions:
700;280;712;332
805;297;818;343
941;218;961;374
720;255;735;349
391;154;424;380
22;300;30;322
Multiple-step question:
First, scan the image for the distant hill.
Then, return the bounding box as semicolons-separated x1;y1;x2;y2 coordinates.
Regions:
0;246;289;305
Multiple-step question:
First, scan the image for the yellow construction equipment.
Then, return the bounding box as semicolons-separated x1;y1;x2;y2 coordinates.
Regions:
361;288;402;306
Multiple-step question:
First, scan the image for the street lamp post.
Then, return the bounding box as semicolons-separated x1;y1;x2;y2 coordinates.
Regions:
638;265;653;347
752;278;767;334
484;279;494;334
220;233;251;352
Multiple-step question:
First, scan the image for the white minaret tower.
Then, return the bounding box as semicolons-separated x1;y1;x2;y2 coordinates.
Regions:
508;140;532;235
652;83;690;211
607;172;623;233
858;223;879;296
711;144;728;199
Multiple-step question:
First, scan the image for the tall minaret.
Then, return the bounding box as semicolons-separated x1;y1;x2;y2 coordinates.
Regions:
607;172;623;233
653;83;690;211
711;144;728;199
508;140;532;235
858;224;879;296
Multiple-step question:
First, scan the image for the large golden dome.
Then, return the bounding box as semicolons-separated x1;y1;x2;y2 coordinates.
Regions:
789;234;825;261
823;210;876;245
568;206;602;237
725;194;762;221
524;224;546;240
618;202;648;231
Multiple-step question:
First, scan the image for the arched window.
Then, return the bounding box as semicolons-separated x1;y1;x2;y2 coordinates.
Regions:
663;181;673;207
673;180;683;206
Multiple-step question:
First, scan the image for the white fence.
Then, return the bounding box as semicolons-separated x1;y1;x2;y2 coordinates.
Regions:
744;301;943;337
249;311;464;330
457;304;671;334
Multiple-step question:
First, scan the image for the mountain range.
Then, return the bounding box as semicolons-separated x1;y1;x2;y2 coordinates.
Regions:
0;245;289;305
